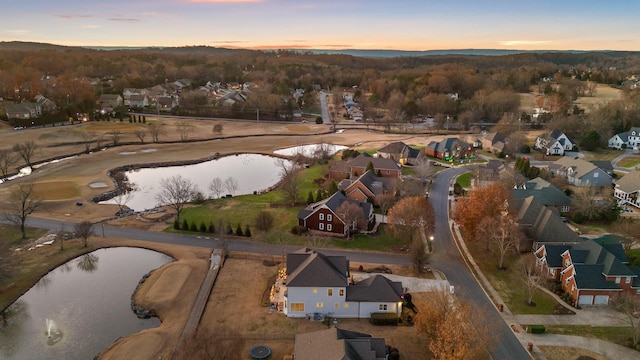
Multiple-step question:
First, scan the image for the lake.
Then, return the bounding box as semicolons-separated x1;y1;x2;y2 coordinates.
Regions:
0;247;173;360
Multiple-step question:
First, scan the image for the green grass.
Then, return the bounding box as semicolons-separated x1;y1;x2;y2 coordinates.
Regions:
545;326;632;346
456;172;472;188
617;156;640;168
333;226;405;252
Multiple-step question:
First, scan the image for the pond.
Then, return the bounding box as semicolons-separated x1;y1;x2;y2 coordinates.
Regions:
273;144;347;158
0;247;173;360
101;154;292;212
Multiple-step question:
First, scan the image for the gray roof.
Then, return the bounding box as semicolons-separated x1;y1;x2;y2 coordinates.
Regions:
346;275;403;302
377;141;420;159
349;153;400;171
570;239;634;276
513;196;581;245
590;160;614;174
286;248;349;287
295;328;388;360
554;156;610;181
573;264;623;290
298;191;372;222
512;177;571;207
615;169;640;193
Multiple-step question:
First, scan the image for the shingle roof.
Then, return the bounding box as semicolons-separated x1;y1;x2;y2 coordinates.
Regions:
573;264;623;290
512;177;571;207
295;328;388;360
346;275;403;302
542;245;572;268
554;156;607;180
615;169;640;193
286;248;348;287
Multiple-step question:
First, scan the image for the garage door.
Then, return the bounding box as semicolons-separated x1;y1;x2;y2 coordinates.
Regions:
594;295;609;305
578;295;593;305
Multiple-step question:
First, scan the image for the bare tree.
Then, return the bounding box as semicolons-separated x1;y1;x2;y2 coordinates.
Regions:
255;210;274;233
76;253;99;272
80;132;96;153
208;177;225;199
337;201;365;239
281;171;302;206
155;175;197;222
74;221;94;247
224;177;239;196
212;123;223;136
478;213;522;269
134;128;147;143
148;123;164;143
611;293;640;347
3;182;43;239
376;193;396;215
109;130;121;146
0;148;18;177
412;156;435;184
410;236;429;272
520;256;546;306
113;188;136;213
612;218;640;251
312;143;332;160
176;120;193;142
13;141;38;167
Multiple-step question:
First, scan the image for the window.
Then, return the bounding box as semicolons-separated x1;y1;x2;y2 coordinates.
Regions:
319;223;324;230
335;303;340;308
291;303;305;312
316;303;324;308
328;289;333;296
313;288;317;294
319;213;324;220
327;224;332;231
379;304;388;311
339;289;344;296
327;214;332;221
594;172;599;178
615;277;621;284
561;206;570;213
344;303;349;308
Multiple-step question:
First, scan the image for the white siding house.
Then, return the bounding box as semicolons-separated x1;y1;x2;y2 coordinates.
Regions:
535;130;575;156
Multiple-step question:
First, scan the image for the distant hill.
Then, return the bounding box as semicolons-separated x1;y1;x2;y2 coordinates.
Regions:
289;48;589;58
0;41;73;51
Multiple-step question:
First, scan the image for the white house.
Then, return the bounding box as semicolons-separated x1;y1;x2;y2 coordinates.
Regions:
614;169;640;209
534;130;575;156
608;132;629;150
282;248;403;319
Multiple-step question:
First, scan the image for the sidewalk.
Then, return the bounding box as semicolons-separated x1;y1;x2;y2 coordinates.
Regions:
449;216;637;360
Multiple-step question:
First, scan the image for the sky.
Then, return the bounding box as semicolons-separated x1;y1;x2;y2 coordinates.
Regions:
2;0;640;51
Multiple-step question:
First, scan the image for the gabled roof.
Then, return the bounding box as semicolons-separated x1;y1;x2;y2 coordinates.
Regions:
554;156;609;180
615;169;640;193
340;170;390;197
295;328;388;360
512;177;571;207
569;239;634;277
484;132;508;145
572;264;623;290
348;153;400;171
297;191;373;222
590;160;613;174
612;132;630;142
429;137;471;154
541;245;572;268
346;275;403;302
513;196;581;245
377;142;420;158
630;127;640;136
286;248;348;287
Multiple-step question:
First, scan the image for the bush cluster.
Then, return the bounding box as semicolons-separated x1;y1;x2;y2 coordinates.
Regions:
175;219;251;237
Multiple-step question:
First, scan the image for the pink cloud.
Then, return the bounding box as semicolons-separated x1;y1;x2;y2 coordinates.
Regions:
55;14;93;19
189;0;263;3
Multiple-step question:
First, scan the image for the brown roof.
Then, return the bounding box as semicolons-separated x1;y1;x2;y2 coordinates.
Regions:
616;169;640;193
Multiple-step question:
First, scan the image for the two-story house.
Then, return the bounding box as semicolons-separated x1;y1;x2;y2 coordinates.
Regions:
538;238;640;306
5;101;41;119
512;177;572;214
609;127;640;150
614;169;640;209
338;170;395;206
283;248;403;319
481;132;508;154
551;156;612;187
534;130;575;156
376;142;421;165
297;192;373;237
425;138;474;161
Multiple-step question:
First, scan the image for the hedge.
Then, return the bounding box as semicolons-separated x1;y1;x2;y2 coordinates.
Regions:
526;324;546;334
369;312;398;326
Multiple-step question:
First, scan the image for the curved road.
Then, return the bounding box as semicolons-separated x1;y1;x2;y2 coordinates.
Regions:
430;167;530;360
15;166;529;359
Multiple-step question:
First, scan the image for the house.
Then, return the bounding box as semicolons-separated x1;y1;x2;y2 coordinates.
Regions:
534;130;575;156
538;238;640;305
34;95;57;114
5;102;41;119
329;153;401;180
425;138;474;161
376;142;421;165
481;132;508;154
474;160;526;187
338;170;395;206
283;248;403;319
614;169;640;209
590;160;614;177
97;94;123;110
157;96;178;111
297;192;373;237
608;132;630;150
128;94;149;108
610;127;640;150
294;328;390;360
512;196;581;250
512;177;572;214
551;156;612;187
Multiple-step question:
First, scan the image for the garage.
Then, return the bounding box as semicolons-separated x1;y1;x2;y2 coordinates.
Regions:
594;295;609;305
578;295;593;305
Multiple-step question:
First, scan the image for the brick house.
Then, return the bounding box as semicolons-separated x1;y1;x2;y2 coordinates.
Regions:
425;138;474;161
297;192;373;237
329;153;401;181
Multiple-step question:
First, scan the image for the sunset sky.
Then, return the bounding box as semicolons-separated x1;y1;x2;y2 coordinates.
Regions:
2;0;640;51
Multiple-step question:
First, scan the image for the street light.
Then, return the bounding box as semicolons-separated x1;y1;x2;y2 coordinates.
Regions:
428;236;434;252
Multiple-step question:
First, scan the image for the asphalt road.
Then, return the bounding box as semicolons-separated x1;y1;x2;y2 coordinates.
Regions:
430;167;531;360
11;165;530;359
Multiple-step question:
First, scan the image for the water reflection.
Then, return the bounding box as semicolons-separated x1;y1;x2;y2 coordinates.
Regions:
100;154;292;212
273;144;347;158
0;247;173;360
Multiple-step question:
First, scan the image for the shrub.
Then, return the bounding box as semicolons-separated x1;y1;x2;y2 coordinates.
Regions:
208;221;215;234
199;222;207;232
235;224;243;236
369;313;398;326
226;224;233;235
182;219;189;230
244;225;251;237
526;325;546;334
291;225;307;235
192;191;206;205
190;223;198;232
173;220;180;230
315;116;323;124
571;212;584;224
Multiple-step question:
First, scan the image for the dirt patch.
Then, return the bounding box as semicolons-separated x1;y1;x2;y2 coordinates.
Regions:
32;180;80;200
538;345;609;360
143;263;192;302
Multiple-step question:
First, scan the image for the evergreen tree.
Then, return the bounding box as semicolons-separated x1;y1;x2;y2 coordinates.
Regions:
307;191;315;204
182;219;189;230
208;221;215;233
200;221;207;232
226;224;233;235
190;222;198;232
174;220;180;230
235;224;243;236
316;189;324;202
366;161;374;173
329;180;338;194
244;225;251;237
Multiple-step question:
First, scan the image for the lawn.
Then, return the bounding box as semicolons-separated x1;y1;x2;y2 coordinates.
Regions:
333;226;406;252
545;326;632;347
617;156;640;168
455;172;472;188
